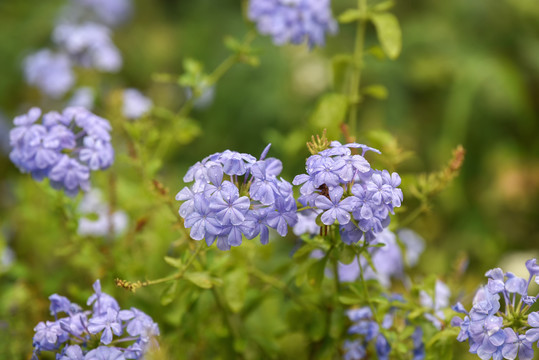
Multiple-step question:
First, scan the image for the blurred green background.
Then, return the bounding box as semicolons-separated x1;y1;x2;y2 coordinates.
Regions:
0;0;538;358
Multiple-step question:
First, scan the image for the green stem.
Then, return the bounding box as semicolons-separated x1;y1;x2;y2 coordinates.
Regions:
120;242;205;290
211;288;245;360
207;30;257;86
248;265;315;309
357;251;380;324
347;0;368;138
399;202;428;228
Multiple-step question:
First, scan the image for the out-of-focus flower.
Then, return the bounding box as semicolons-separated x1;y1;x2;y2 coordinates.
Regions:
122;88;153;120
70;0;133;27
248;0;337;48
77;189;128;237
53;22;122;72
68;87;95;110
23;49;75;98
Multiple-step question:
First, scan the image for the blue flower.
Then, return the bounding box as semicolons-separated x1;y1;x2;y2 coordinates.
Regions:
453;259;539;360
33;321;67;351
84;346;126;360
294;141;402;244
315;186;358;225
32;280;158;359
57;345;84;360
248;0;337;48
177;145;297;250
23;50;74;98
53;22;122;72
184;195;221;242
9;107;114;196
88;308;123;345
69;0;133;27
122;88;152;120
337;229;407;287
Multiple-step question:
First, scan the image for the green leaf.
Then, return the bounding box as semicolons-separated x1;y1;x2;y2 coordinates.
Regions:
308;256;329;288
184;272;215;289
332;54;353;91
338;9;363;24
160;281;177;306
337;244;356;264
363;84;388;99
309;93;348;139
175;118;201;145
338;295;362;305
164;256;183;269
293;242;320;260
224;268;249;313
224;36;241;51
371;13;402;60
372;0;395;12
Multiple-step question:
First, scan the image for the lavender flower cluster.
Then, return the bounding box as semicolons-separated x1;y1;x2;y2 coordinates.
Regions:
248;0;338;47
23;0;128;98
32;280;159;360
452;259;539;360
9;107;114;196
64;0;133;27
293;141;403;244
344;305;425;360
176;144;298;251
53;22;122;73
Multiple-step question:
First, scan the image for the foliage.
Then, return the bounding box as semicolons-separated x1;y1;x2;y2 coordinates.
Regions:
0;0;538;359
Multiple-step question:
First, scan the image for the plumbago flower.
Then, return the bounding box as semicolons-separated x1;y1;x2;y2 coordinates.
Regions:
31;280;159;360
452;259;539;360
343;303;425;360
9;107;114;196
53;22;122;72
77;189;128;237
23;49;75;99
122;88;153;120
293;141;403;244
176;144;298;251
248;0;338;47
337;229;425;286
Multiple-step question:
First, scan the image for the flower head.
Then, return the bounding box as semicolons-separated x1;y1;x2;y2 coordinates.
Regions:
9;107;114;196
452;259;539;360
176;144;297;250
293;141;403;244
23;49;74;98
248;0;337;48
32;280;158;359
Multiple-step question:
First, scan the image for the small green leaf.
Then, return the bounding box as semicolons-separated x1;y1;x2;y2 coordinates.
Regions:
332;54;353;91
224;36;241;51
367;45;387;60
372;0;395;12
309;93;348;139
363;84;388;99
338;295;362;305
308;256;329;288
338;9;363;24
337;244;356;264
293;242;320;259
224;268;249;313
164;256;183;269
160;281;177;306
371;13;402;60
184;272;214;289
